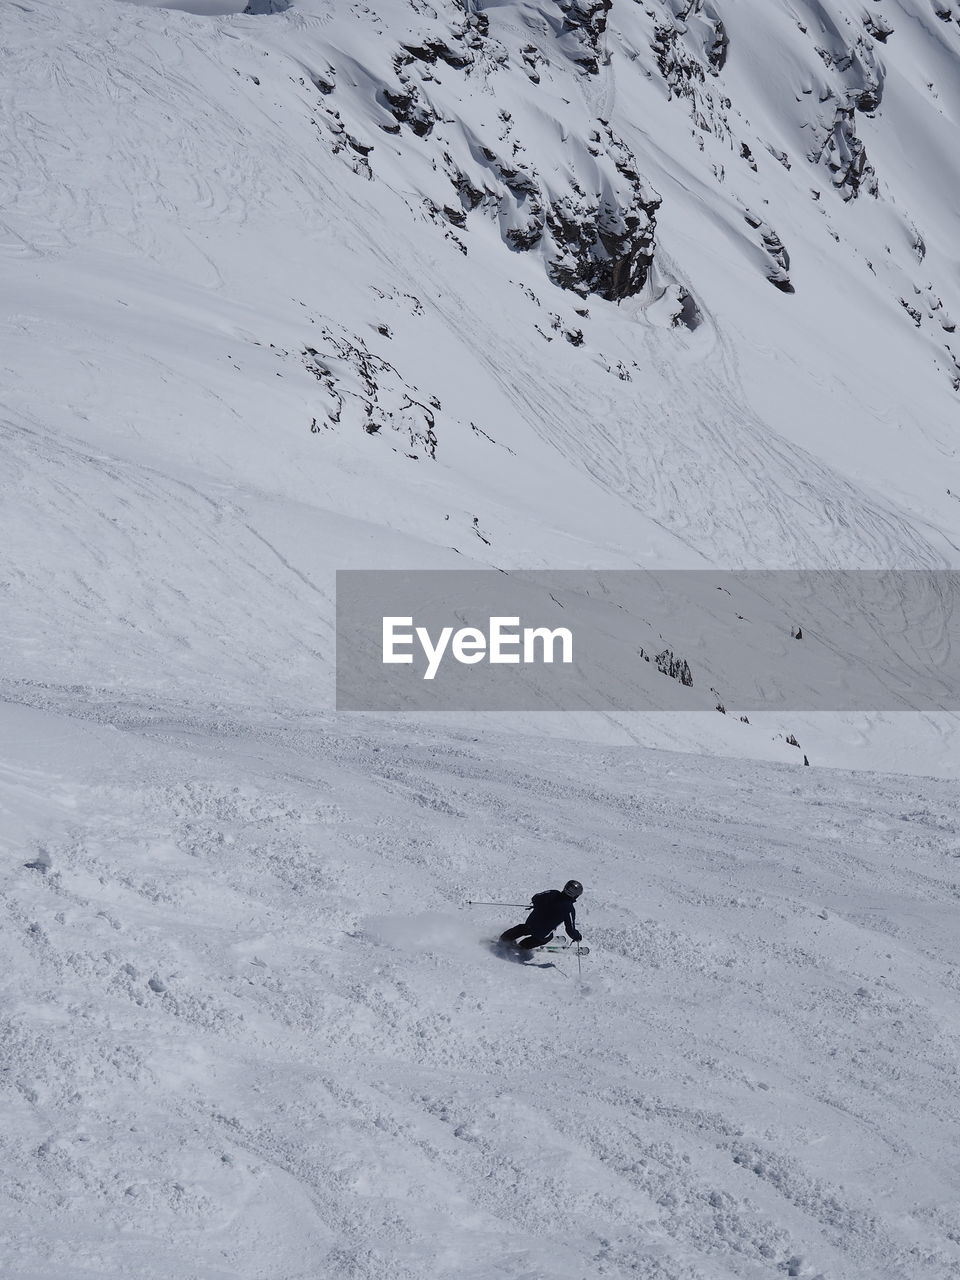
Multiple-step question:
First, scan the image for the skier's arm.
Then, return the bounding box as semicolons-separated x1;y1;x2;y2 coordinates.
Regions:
564;903;582;942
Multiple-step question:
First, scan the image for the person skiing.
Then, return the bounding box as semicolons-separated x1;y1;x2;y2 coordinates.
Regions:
499;880;583;951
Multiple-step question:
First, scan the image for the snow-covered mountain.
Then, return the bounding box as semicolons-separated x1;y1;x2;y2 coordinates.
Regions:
4;0;960;769
4;3;960;1277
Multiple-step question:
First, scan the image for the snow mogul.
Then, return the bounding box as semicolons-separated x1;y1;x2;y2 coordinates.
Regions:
500;880;583;951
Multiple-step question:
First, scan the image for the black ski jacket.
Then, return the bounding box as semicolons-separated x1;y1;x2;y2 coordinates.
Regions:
525;889;578;939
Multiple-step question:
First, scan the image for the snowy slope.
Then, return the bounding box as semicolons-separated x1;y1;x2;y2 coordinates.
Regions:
5;3;960;1273
4;701;960;1279
4;0;960;769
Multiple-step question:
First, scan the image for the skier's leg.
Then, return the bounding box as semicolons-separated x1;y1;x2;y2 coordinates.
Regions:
499;924;528;943
517;933;552;950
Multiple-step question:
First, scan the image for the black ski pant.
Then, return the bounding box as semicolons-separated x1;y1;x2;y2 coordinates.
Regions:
500;924;553;950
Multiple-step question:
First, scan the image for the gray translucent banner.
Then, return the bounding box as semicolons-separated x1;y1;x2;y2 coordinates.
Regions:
335;570;960;711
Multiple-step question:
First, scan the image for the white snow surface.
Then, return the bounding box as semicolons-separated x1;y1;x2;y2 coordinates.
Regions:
4;701;960;1278
5;1;960;1274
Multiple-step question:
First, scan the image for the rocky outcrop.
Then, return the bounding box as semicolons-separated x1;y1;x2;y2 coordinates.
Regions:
303;328;442;459
650;1;732;140
544;161;660;300
315;2;696;304
863;12;894;43
806;34;883;200
744;213;795;293
552;0;613;74
809;96;878;200
446;121;660;300
382;78;437;138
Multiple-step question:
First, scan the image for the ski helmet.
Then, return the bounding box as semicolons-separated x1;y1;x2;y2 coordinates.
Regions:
563;879;583;899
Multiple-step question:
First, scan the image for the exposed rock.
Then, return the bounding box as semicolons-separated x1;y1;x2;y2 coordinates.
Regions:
321;107;374;177
651;3;733;140
707;14;729;71
805;33;882;198
382;82;437;137
545;183;659;300
810;96;878;200
303;329;444;459
553;0;613;74
655;648;694;686
437;119;660;301
899;297;922;327
863;12;894;43
400;39;474;71
521;44;545;83
745;212;795;293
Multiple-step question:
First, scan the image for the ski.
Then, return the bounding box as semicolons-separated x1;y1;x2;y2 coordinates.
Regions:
490;939;589;957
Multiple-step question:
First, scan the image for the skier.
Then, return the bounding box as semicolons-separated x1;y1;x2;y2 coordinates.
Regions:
499;880;583;951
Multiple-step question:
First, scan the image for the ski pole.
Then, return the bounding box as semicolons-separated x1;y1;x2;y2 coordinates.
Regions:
465;901;531;908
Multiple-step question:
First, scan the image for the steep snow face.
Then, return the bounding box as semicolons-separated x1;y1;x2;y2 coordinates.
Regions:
3;0;960;768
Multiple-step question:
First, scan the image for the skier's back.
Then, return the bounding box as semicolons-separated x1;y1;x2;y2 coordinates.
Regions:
500;880;583;951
